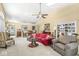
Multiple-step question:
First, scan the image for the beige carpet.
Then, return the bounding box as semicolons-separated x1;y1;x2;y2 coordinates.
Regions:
0;37;61;56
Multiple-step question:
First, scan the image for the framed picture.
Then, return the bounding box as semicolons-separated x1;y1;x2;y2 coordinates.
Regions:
44;23;50;32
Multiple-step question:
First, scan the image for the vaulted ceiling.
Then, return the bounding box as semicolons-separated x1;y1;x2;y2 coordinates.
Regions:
3;3;51;23
2;3;71;23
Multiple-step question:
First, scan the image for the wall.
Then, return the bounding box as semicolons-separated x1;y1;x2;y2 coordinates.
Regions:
6;21;36;37
36;4;79;38
7;21;35;31
0;3;5;32
0;18;4;32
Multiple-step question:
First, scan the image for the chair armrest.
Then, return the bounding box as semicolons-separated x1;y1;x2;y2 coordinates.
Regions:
65;43;78;49
52;39;59;48
64;43;78;56
53;39;59;43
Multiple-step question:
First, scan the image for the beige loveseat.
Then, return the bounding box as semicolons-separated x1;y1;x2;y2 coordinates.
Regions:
0;32;15;48
52;35;78;56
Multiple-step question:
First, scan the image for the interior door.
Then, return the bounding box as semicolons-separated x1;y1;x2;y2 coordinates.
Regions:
17;29;22;37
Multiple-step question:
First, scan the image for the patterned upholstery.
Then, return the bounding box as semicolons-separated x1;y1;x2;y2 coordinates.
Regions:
0;32;5;41
54;43;65;50
66;36;77;43
58;35;76;44
58;35;67;44
0;32;2;40
52;35;78;56
0;32;15;48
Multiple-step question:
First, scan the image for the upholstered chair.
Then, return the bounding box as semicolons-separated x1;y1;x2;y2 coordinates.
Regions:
0;32;15;48
52;35;78;56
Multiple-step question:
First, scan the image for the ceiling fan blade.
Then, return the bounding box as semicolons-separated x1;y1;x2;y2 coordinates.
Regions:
41;14;48;19
42;14;48;16
42;16;46;18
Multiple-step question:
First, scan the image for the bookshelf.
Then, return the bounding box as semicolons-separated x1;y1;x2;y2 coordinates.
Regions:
57;22;76;36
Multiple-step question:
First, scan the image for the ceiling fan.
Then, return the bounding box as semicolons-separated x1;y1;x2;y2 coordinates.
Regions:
32;3;48;19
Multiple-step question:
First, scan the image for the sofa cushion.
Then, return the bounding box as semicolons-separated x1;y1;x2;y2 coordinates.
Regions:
58;35;76;44
58;35;68;44
40;34;47;38
67;36;76;43
55;43;65;50
36;33;41;37
36;33;49;39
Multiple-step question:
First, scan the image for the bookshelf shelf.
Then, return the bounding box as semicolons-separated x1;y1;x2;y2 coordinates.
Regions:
57;22;76;36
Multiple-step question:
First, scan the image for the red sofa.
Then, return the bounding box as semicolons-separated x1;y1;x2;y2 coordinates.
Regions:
32;33;53;46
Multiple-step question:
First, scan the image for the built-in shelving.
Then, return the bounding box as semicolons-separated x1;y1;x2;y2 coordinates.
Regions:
57;21;76;36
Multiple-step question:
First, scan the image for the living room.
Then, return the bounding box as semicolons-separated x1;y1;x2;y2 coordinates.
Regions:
0;2;79;56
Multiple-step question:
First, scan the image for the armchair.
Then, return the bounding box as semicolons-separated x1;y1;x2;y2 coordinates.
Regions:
52;35;78;56
0;32;15;48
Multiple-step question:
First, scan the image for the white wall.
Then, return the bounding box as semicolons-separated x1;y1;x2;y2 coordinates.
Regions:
0;17;4;32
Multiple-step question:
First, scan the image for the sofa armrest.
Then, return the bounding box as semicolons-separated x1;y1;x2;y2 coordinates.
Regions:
64;43;78;55
53;39;58;45
52;39;59;48
53;39;59;43
65;43;78;49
